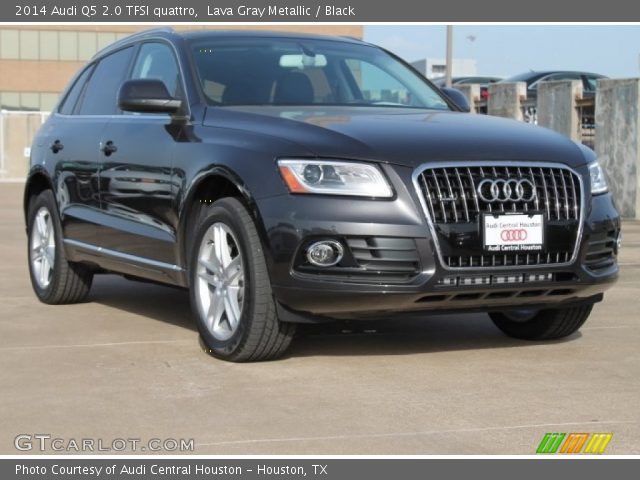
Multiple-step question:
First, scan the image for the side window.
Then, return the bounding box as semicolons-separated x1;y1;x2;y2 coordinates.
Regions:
585;76;602;92
131;42;182;98
77;46;134;115
547;73;582;82
58;65;94;115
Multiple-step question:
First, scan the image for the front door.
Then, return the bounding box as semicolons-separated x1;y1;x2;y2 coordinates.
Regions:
96;41;185;267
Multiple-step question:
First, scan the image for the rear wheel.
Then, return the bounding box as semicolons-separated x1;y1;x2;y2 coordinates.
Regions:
189;197;295;362
27;190;93;304
489;305;593;340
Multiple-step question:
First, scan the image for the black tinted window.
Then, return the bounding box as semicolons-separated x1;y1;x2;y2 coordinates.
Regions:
58;65;94;115
131;42;181;97
78;47;134;115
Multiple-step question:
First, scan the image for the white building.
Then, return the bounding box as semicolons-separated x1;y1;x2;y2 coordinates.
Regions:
411;58;478;79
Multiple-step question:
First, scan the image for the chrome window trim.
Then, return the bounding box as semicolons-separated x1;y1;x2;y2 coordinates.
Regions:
411;161;586;271
64;239;183;272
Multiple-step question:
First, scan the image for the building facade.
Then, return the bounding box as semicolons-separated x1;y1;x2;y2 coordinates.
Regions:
0;25;362;179
0;25;363;111
411;57;477;79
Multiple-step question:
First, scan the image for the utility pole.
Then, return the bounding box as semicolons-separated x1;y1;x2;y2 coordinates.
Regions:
445;25;453;88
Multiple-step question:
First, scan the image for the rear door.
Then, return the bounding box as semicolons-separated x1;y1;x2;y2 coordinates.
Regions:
58;46;135;249
44;64;100;246
95;41;184;267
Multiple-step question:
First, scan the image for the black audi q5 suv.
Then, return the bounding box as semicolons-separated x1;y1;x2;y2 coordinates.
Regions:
25;28;620;361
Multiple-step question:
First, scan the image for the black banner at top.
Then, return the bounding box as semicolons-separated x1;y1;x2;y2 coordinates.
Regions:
3;0;640;22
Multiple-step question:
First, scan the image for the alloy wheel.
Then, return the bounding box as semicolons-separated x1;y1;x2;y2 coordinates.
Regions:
195;222;245;341
30;207;56;289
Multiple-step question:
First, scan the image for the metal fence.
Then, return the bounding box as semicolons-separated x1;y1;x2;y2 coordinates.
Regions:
0;110;49;181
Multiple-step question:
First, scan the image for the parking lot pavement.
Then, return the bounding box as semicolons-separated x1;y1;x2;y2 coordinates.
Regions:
1;182;638;455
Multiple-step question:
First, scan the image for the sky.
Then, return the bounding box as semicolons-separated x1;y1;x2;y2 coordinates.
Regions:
364;25;640;78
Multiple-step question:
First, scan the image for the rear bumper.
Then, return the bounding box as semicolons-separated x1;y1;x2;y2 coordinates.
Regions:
258;166;620;320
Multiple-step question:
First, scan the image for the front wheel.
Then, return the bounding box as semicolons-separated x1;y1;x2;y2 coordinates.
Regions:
189;197;295;362
489;305;593;341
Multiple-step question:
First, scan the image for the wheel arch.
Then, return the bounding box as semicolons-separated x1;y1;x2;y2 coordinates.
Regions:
177;167;271;282
23;169;55;229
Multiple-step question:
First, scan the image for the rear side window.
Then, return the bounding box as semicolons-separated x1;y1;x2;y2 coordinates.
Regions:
585;75;604;92
531;73;582;90
131;42;182;98
546;73;582;82
77;46;134;115
58;65;94;115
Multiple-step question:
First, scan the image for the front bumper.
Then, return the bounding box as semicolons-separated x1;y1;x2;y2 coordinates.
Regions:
258;165;620;320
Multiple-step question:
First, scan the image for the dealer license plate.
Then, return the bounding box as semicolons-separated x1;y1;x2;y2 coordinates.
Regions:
483;213;544;252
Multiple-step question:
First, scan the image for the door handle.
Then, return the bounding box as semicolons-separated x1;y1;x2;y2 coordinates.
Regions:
49;140;64;154
100;141;118;156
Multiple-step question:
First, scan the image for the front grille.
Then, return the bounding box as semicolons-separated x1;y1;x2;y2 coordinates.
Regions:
415;164;583;268
584;229;617;273
417;165;581;223
445;251;572;268
346;237;420;275
417;287;578;304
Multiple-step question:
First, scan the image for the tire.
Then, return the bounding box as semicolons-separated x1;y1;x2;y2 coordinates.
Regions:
27;190;93;304
489;305;593;341
189;197;295;362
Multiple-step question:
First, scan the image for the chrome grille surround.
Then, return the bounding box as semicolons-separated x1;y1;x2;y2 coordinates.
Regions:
411;162;585;271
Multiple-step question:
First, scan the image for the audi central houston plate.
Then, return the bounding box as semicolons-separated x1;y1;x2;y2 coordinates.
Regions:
483;213;544;252
478;178;544;252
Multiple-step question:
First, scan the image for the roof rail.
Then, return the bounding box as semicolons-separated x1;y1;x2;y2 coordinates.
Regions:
91;27;175;59
127;26;175;38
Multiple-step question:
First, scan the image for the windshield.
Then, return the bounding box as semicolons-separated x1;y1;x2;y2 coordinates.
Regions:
189;37;450;110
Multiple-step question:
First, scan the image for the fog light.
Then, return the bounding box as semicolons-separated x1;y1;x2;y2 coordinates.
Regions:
306;240;344;267
615;231;622;254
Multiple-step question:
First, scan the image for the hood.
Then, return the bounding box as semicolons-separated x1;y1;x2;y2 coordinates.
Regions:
203;106;588;168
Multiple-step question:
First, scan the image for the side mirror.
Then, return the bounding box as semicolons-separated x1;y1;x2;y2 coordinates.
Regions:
441;87;471;113
118;79;182;114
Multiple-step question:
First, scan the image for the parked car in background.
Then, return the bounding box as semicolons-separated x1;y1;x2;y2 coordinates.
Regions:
499;71;608;100
431;76;502;99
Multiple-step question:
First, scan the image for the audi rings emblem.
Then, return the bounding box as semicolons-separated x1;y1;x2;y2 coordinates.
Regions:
477;179;537;203
500;229;528;242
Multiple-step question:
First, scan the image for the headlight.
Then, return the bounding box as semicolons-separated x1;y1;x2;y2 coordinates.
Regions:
588;160;608;195
277;159;393;198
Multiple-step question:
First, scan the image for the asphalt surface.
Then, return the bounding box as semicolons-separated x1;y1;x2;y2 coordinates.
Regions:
1;182;638;454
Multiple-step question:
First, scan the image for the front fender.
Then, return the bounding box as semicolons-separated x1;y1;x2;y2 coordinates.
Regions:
175;164;280;283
